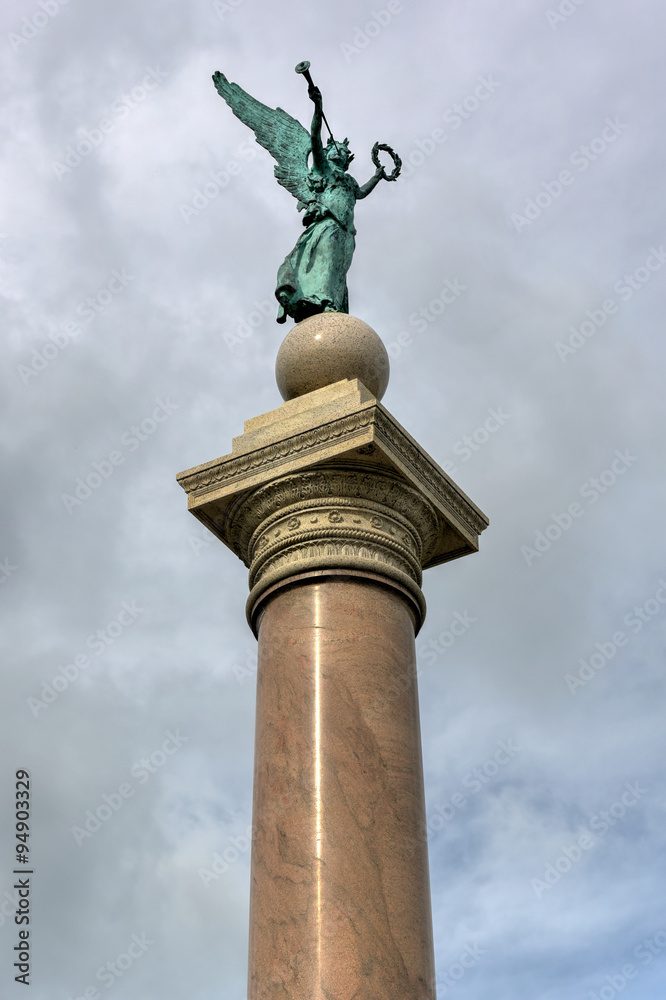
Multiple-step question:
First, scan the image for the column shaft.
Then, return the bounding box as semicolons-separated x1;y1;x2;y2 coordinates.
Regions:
248;576;436;1000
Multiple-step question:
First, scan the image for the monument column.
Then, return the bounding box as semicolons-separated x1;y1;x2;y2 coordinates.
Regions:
177;314;488;999
249;574;434;999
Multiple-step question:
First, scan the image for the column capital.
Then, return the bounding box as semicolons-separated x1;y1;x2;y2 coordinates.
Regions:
177;378;488;634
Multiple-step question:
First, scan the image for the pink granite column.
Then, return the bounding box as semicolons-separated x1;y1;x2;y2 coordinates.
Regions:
248;575;436;1000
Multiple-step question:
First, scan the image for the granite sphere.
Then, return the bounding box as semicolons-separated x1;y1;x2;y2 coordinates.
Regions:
275;313;390;401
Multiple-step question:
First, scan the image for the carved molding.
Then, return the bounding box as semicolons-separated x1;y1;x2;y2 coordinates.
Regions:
227;465;439;568
372;410;488;540
246;543;427;638
249;504;422;586
179;409;373;495
177;403;488;543
219;468;437;633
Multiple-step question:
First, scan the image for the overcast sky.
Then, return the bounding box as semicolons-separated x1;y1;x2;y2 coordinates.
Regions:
2;1;666;998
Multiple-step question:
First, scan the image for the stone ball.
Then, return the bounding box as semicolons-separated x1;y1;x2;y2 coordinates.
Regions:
275;313;390;401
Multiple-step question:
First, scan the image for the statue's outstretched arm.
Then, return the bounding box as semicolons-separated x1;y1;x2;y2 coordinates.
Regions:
356;167;384;200
309;85;326;173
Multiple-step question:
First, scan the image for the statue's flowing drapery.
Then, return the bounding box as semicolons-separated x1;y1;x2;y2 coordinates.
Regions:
276;215;354;322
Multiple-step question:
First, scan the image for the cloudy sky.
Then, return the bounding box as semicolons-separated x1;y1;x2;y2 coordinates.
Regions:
2;0;666;997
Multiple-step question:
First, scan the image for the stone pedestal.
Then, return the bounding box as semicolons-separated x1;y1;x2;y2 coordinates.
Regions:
177;321;488;999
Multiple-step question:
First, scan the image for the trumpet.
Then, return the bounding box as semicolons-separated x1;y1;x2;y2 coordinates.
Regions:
295;60;338;145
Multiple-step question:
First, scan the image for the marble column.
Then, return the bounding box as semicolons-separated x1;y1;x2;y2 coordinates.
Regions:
249;575;434;999
177;313;488;1000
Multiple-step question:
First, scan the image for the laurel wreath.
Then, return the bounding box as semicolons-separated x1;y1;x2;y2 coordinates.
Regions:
371;141;402;181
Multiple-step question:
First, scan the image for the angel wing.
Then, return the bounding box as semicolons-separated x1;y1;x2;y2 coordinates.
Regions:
212;71;312;207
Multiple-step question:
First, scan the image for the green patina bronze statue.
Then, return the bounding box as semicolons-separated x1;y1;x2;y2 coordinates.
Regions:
212;61;401;324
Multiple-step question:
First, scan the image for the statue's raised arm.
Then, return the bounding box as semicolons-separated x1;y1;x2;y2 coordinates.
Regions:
212;64;401;325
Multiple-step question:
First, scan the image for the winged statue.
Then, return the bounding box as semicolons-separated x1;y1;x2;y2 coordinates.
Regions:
212;63;401;325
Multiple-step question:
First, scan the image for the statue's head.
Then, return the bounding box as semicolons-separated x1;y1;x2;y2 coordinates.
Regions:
326;137;354;169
